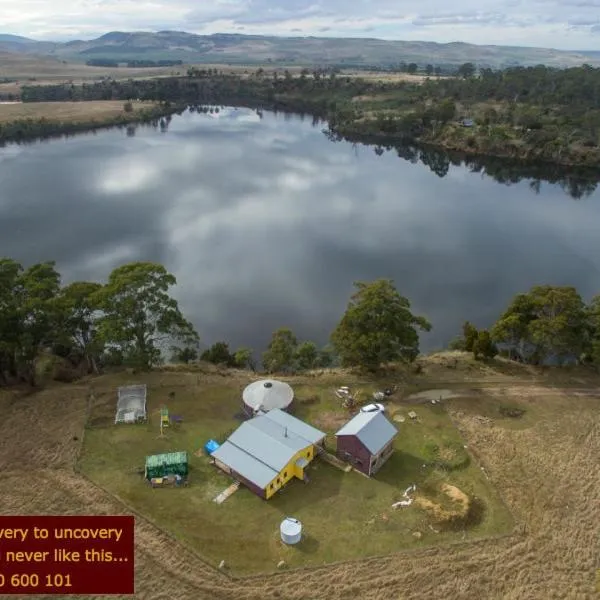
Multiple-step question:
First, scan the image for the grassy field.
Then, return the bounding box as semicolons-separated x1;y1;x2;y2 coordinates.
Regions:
1;352;600;598
0;52;185;83
78;369;512;575
0;52;435;95
0;100;156;124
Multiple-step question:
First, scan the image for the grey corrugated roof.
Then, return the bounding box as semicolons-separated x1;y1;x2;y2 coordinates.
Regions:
212;441;278;489
263;409;326;445
213;409;326;490
336;411;398;455
228;421;305;472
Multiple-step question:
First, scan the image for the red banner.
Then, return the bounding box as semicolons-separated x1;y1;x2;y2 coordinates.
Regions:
0;516;134;595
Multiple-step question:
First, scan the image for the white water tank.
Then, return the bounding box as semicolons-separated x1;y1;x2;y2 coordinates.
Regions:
280;518;302;545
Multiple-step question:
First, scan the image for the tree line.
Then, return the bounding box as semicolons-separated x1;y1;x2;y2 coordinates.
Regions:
451;285;600;365
1;257;599;388
0;260;198;386
0;259;431;385
14;63;600;166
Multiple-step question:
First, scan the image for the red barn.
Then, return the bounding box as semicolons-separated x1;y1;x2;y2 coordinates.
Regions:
335;409;398;476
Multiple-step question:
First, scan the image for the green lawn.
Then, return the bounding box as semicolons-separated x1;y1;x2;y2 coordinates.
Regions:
78;374;513;575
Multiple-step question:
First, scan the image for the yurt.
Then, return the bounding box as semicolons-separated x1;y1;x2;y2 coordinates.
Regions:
242;380;293;415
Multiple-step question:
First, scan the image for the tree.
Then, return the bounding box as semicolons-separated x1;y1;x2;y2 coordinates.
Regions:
262;328;297;373
330;280;431;370
170;344;199;364
294;341;318;370
123;101;133;113
14;261;61;385
55;281;103;374
233;347;255;371
0;258;24;383
96;262;198;370
425;64;434;76
201;341;235;366
492;286;587;364
407;63;419;75
316;345;337;368
457;62;476;78
473;329;498;360
585;295;600;365
435;99;456;124
462;321;479;352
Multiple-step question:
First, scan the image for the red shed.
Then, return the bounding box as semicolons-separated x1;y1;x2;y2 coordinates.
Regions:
335;409;398;476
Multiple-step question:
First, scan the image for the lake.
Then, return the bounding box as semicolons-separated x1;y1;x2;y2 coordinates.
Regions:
1;107;600;354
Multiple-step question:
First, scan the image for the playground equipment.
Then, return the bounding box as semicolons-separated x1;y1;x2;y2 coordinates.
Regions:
159;406;170;437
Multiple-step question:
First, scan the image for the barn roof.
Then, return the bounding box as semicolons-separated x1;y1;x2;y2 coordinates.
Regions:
212;409;325;489
335;411;397;455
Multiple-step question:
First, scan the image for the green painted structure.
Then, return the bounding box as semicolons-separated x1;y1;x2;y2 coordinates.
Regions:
145;451;188;479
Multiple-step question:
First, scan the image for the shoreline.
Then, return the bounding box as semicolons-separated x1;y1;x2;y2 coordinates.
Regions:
0;97;599;175
0;100;181;144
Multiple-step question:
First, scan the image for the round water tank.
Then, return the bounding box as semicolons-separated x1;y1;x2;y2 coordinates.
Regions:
280;518;302;545
243;380;294;414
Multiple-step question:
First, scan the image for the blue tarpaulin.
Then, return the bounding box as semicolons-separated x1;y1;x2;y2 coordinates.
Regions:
205;440;220;455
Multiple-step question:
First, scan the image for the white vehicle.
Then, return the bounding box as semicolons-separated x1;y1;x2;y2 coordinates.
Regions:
360;403;384;413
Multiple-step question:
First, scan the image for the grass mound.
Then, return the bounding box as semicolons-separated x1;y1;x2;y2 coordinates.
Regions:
415;483;472;527
423;440;470;470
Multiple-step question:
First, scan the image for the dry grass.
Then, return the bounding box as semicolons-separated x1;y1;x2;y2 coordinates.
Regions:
0;52;185;81
415;484;471;525
0;100;153;123
1;353;600;598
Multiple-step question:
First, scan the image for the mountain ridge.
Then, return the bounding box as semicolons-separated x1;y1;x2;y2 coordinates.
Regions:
1;30;599;69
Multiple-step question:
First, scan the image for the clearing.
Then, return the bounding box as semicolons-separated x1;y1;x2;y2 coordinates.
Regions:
0;100;157;124
0;352;599;599
78;369;512;575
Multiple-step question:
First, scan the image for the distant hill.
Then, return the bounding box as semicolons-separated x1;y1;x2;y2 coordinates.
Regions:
1;30;599;69
0;34;35;43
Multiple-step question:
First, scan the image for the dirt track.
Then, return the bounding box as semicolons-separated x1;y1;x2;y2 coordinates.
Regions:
1;370;599;599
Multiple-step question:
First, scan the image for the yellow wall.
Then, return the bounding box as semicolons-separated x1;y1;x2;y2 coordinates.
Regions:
264;444;316;499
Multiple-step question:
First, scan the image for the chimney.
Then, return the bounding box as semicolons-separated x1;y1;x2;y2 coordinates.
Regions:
284;427;288;437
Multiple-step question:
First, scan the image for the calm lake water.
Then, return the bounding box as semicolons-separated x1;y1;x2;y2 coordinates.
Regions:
1;107;600;353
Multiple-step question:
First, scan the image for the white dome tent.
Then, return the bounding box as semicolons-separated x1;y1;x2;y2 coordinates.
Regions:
280;518;302;545
242;380;294;415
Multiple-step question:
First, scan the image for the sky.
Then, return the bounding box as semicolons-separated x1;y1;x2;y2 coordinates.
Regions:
1;0;600;50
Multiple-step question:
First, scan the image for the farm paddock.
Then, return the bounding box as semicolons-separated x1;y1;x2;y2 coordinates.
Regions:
75;368;514;575
0;353;598;598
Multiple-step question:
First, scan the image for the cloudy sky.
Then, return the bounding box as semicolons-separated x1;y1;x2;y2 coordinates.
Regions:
1;0;599;49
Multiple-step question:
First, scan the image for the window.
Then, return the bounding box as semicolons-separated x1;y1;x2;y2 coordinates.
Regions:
307;450;311;458
277;478;281;484
283;471;287;478
270;483;274;489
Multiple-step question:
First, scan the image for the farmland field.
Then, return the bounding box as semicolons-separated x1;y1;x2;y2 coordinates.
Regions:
1;352;599;599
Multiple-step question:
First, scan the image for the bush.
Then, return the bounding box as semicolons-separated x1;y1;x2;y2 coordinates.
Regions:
499;404;526;418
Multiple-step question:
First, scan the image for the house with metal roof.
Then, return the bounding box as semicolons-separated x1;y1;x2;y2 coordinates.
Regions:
210;409;326;499
335;410;398;476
